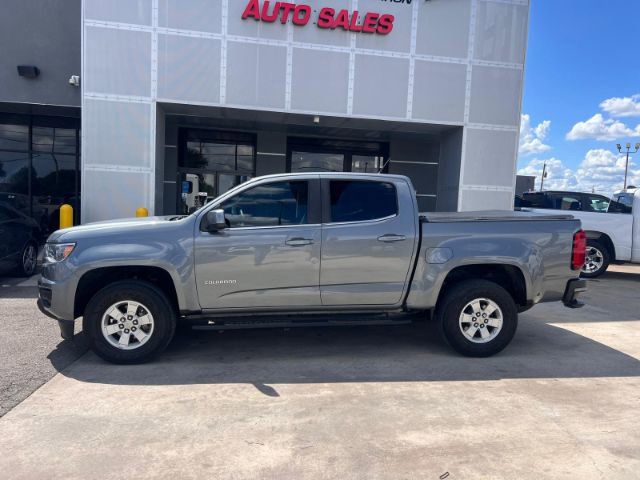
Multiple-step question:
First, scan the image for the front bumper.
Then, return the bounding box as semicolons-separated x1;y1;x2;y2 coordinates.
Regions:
562;278;587;308
38;275;77;341
37;297;75;340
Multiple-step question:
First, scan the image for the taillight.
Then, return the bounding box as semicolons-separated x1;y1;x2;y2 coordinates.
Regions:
571;230;586;270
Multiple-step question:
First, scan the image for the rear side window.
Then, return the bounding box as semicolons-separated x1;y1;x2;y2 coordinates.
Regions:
584;194;610;213
521;193;550;208
329;180;397;223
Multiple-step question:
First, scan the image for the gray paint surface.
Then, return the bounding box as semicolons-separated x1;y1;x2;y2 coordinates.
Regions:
0;0;81;107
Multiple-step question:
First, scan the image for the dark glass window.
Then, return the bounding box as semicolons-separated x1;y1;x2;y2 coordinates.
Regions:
0;115;80;232
219;181;308;228
0;123;28;151
0;151;30;216
521;192;550;208
184;141;254;173
548;194;582;211
608;199;632;214
584;194;610;213
329;180;397;223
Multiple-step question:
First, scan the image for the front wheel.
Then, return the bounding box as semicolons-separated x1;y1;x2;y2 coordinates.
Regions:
436;279;518;357
83;280;176;364
581;240;609;278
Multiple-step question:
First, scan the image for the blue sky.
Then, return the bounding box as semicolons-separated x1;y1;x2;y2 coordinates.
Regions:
517;0;640;194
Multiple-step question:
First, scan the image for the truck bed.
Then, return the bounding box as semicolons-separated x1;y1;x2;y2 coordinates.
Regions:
421;210;575;223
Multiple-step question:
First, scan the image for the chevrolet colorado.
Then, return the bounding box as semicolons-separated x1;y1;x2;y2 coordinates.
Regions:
38;173;586;363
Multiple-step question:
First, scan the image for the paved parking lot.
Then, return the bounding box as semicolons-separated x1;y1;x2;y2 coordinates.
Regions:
0;267;639;479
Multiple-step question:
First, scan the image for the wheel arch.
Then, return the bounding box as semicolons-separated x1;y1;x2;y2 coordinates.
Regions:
436;264;528;310
584;231;615;259
74;266;179;319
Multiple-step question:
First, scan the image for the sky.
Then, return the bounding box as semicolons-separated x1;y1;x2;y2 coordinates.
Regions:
517;0;640;196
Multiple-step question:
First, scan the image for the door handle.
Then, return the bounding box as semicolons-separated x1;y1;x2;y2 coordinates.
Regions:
285;237;314;247
377;234;406;243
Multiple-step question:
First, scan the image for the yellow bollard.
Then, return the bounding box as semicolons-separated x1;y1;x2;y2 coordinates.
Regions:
136;207;149;217
59;204;73;229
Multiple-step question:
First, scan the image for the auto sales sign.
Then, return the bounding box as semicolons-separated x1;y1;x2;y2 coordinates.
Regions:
241;0;395;35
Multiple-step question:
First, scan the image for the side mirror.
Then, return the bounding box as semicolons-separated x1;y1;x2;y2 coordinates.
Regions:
205;209;227;232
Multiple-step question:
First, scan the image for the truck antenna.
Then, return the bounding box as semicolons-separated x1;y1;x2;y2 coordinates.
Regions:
378;157;392;173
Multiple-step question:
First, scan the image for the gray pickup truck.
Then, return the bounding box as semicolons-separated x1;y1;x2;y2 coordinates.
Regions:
38;173;587;364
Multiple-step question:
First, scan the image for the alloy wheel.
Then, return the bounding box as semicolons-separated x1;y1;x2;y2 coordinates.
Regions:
101;300;155;350
458;297;503;344
583;246;604;274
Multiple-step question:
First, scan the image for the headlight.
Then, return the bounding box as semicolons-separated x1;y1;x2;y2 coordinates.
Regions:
44;243;76;263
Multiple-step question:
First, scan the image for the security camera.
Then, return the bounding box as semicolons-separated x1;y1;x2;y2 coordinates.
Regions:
68;75;80;87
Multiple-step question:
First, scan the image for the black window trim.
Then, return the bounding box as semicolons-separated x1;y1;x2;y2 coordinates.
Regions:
320;178;399;225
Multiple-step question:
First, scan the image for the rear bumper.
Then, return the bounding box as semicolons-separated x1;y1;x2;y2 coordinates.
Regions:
562;278;587;308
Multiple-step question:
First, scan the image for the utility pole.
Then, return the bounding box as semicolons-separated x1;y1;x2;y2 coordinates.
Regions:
539;161;547;191
617;143;640;190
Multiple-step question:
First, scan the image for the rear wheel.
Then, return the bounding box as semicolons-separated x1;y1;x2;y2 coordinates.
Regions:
581;240;609;278
436;279;518;357
83;280;176;364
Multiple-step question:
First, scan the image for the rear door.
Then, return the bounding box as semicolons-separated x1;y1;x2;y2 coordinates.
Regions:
319;177;417;306
194;177;322;309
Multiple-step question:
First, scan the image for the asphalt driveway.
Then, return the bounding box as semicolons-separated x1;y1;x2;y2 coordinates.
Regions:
0;266;639;479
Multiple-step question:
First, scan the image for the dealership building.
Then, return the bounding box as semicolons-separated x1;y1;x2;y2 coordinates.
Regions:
0;0;529;227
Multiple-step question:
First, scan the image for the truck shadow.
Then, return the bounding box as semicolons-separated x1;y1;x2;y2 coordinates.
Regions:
55;313;640;389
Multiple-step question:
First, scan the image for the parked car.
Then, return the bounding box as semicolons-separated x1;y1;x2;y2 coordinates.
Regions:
0;202;41;277
520;190;637;277
38;173;586;364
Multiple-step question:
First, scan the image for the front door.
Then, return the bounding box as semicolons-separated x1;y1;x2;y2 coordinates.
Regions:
195;177;322;309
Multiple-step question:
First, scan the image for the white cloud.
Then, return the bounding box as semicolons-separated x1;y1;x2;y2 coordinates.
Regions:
518;149;639;196
566;113;637;141
600;94;640;117
519;114;551;155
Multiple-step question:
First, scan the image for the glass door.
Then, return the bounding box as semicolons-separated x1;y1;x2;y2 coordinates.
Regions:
177;129;255;214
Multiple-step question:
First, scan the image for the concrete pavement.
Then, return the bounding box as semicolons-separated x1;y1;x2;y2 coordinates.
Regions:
0;269;639;479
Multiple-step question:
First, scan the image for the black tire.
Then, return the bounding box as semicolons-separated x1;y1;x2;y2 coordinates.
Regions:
16;240;38;277
83;280;176;364
435;279;518;357
580;239;610;278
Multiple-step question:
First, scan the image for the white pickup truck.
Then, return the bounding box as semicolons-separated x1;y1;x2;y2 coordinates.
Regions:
521;189;639;277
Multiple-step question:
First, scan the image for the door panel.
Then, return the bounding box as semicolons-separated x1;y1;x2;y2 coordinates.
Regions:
320;179;417;306
195;225;321;309
194;178;322;309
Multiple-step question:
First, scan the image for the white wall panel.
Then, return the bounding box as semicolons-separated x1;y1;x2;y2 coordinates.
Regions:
83;170;152;222
475;1;528;64
462;128;517;187
84;27;151;97
412;61;467;122
416;0;471;59
157;34;221;104
353;55;409;118
85;0;151;25
83;99;151;169
291;49;349;114
158;0;222;33
469;66;522;126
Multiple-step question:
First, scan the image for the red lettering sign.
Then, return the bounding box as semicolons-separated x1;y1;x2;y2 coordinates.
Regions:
241;0;394;35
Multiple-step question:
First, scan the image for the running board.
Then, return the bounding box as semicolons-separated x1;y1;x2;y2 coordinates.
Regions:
184;312;421;331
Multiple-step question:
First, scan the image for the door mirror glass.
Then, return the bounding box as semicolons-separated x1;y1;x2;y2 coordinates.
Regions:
205;209;227;231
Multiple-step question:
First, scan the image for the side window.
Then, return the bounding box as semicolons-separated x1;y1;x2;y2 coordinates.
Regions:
549;194;582;211
329;180;397;223
608;199;632;214
521;193;550;208
218;181;308;228
584;195;610;213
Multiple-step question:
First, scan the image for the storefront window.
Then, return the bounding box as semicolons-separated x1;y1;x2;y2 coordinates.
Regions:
178;129;256;214
0;115;80;233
